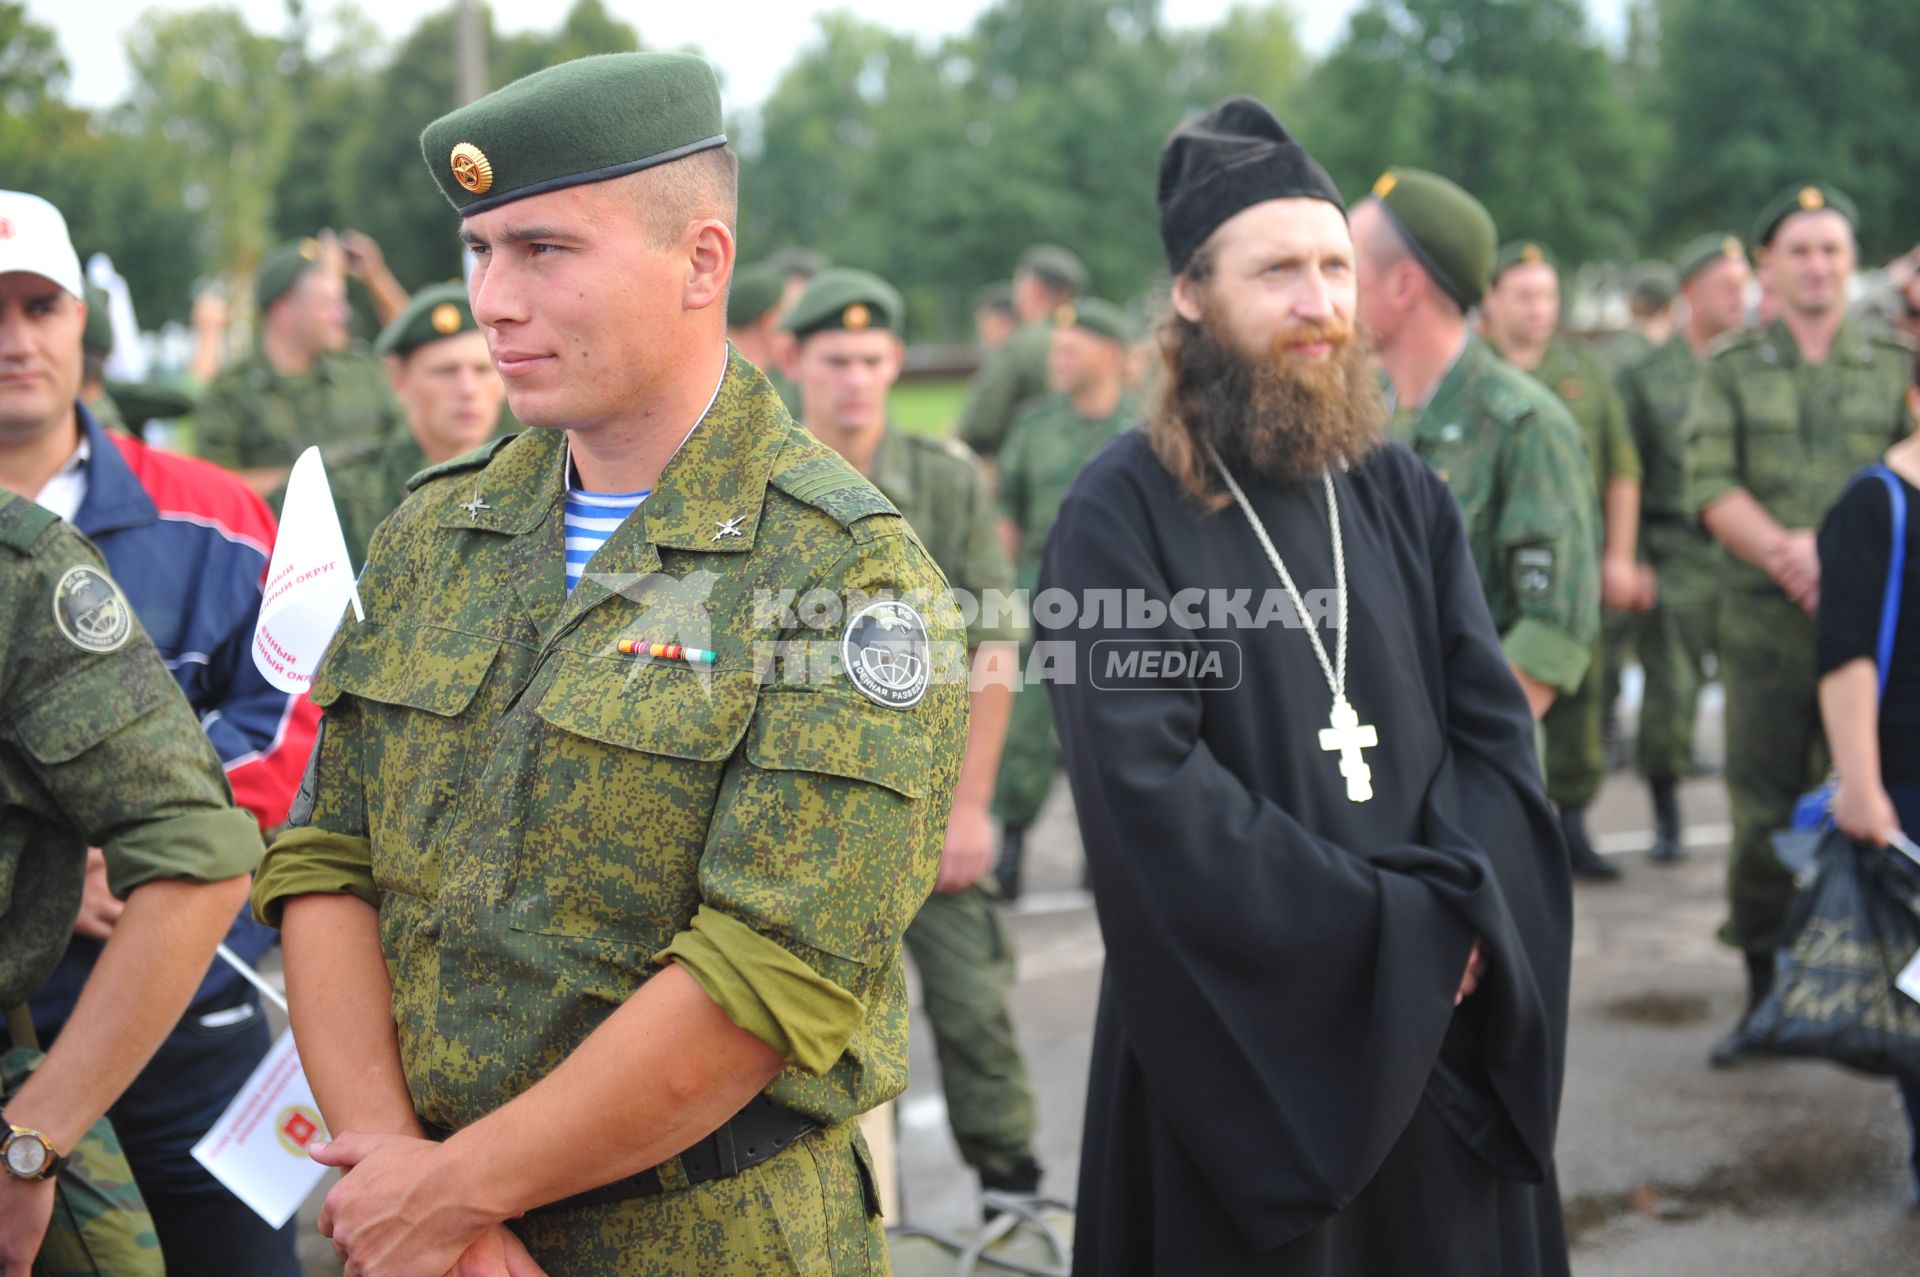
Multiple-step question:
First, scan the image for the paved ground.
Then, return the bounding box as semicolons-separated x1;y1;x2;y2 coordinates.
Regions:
290;685;1920;1274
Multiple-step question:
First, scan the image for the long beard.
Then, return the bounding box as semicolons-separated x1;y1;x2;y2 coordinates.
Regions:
1160;313;1386;488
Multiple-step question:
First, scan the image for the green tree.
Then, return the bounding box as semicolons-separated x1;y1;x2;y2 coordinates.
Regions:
1301;0;1657;265
1656;0;1920;262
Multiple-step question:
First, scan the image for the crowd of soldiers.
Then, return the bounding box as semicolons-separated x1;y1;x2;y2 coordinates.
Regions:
3;42;1919;1273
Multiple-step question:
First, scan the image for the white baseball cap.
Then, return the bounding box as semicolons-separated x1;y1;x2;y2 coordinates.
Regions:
0;191;84;300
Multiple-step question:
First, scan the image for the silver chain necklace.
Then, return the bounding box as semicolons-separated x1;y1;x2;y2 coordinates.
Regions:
1207;446;1379;803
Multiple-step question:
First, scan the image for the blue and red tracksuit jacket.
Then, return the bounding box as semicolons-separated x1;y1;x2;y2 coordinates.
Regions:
27;405;321;1032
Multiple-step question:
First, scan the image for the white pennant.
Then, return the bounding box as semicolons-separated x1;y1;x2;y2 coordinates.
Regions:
252;447;364;693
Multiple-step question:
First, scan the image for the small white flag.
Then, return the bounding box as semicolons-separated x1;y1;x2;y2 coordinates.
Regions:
253;447;363;692
190;1030;331;1228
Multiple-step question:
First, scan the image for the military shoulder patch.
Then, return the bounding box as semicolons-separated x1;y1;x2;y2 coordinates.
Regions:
771;444;900;527
406;433;520;493
842;599;931;709
52;565;133;653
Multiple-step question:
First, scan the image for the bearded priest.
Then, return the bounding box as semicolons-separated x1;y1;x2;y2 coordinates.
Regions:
1039;98;1573;1277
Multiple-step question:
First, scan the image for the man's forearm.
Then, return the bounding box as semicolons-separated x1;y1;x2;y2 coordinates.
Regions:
1513;666;1556;719
443;962;783;1221
1818;660;1883;792
3;875;250;1151
1604;478;1640;564
1701;489;1786;570
957;644;1017;809
282;893;423;1138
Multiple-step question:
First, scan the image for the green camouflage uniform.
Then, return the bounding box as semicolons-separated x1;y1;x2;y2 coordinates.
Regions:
1593;328;1658;379
1686;318;1912;951
957;322;1055;458
992;392;1137;829
1394;333;1601;700
1617;335;1723;784
0;492;262;1277
1526;337;1641;808
251;355;968;1276
271;434;428;569
861;428;1037;1182
194;346;403;471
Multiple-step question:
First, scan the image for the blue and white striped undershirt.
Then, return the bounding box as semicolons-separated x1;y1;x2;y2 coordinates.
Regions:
563;487;650;592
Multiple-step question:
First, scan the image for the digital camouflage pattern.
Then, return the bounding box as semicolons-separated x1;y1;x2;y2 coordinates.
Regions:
252;354;968;1274
993;391;1137;828
1;1048;161;1277
862;426;1036;1181
1685;318;1912;951
270;434;427;568
956;321;1055;458
194;346;404;471
1393;333;1601;695
1527;337;1639;809
1616;335;1723;783
0;491;258;1276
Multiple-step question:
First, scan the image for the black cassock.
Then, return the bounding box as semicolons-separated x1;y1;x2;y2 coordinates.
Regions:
1040;433;1572;1277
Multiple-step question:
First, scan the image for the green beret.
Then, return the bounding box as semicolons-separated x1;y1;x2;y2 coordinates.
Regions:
779;268;905;341
1018;244;1089;293
374;281;479;358
975;281;1014;313
420;53;725;217
1626;261;1678;310
1753;183;1858;248
255;237;324;311
766;247;829;281
1051;297;1131;344
1674;232;1746;286
727;265;785;329
1367;168;1496;309
82;285;113;357
1491;240;1558;285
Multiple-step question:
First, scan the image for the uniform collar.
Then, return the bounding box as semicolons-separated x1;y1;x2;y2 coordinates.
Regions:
867;427;912;507
72;403;157;538
1760;315;1876;369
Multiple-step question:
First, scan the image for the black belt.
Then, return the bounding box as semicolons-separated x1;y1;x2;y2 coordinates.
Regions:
422;1094;819;1215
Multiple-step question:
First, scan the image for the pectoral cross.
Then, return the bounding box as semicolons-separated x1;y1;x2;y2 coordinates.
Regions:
1318;696;1378;803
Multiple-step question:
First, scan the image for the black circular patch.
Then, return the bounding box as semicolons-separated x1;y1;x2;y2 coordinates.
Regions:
841;600;931;709
52;565;133;654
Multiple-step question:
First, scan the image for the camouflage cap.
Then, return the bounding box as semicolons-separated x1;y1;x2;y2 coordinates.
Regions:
1366;168;1497;309
1051;297;1131;344
1491;240;1558;286
420;53;725;217
1626;260;1679;311
780;267;905;341
375;281;479;358
1753;182;1858;248
255;237;325;312
1675;232;1746;286
1017;244;1088;294
82;284;113;357
727;264;786;329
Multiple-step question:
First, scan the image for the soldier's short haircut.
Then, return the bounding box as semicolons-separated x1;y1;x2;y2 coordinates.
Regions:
625;146;739;248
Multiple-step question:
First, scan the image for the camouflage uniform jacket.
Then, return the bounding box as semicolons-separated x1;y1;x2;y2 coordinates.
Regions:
956;320;1054;458
866;428;1021;647
1616;335;1704;520
251;352;968;1143
1530;336;1642;504
997;392;1137;589
1685;317;1912;593
1395;333;1601;692
1;491;260;1005
195;345;404;470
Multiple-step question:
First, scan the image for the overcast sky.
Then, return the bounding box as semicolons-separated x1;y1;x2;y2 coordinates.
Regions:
38;0;1630;114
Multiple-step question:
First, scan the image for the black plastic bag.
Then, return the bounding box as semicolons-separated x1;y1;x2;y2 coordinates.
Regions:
1745;828;1920;1079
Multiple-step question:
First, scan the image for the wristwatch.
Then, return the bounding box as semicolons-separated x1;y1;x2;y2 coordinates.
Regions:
2;1125;64;1182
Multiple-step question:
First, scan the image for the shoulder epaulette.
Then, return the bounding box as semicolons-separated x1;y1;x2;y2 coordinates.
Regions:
0;493;60;556
1704;328;1759;360
769;436;900;527
406;433;521;492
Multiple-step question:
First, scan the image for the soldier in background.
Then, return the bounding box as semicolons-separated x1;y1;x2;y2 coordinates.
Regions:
973;282;1017;355
957;243;1089;459
193;235;404;495
1615;233;1749;863
782;266;1045;1210
1598;262;1680;375
1687;184;1914;1067
726;263;799;413
1481;240;1647;880
992;298;1139;899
